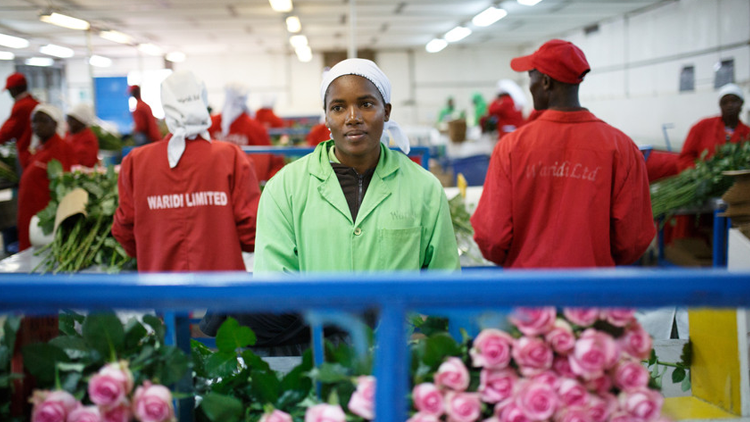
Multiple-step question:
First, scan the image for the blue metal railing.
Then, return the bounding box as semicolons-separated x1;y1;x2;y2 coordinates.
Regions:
2;268;750;422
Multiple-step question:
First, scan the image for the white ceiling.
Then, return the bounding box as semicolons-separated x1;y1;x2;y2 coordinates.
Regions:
0;0;671;61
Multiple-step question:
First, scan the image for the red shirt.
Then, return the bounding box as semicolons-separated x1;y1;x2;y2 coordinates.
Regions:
488;95;525;139
209;113;284;182
17;134;75;251
306;123;330;146
132;99;162;143
1;93;39;161
112;136;261;272
65;127;99;167
255;108;285;128
677;116;750;171
471;109;655;268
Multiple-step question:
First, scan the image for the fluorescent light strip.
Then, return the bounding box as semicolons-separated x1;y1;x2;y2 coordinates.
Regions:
517;0;543;6
40;44;75;58
289;34;308;48
166;51;187;63
39;12;90;30
25;57;55;67
100;30;134;45
89;55;112;67
295;45;312;62
472;7;508;27
0;33;29;49
425;38;447;53
269;0;293;12
138;43;162;56
444;26;471;43
0;51;15;60
286;16;302;33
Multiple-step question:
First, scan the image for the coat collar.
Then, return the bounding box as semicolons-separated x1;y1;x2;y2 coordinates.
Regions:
308;140;400;182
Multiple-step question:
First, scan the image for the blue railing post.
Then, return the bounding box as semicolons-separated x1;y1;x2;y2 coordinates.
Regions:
374;301;407;422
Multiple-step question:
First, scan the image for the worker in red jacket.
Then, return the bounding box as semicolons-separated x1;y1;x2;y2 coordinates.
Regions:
113;71;261;272
208;83;284;183
471;39;655;268
65;103;99;167
482;79;526;138
1;72;39;168
17;104;75;251
255;95;285;129
129;85;162;145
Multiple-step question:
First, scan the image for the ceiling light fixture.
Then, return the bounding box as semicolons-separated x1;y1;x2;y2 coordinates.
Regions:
25;57;55;67
0;33;30;49
89;55;112;67
0;51;15;60
40;44;75;58
289;34;308;48
99;30;134;45
39;12;90;30
425;38;448;53
444;26;471;43
286;16;302;33
472;7;508;27
269;0;293;13
138;43;162;56
517;0;543;6
166;51;187;63
295;45;312;62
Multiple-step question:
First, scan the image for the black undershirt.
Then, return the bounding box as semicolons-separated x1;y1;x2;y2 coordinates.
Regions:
330;163;375;222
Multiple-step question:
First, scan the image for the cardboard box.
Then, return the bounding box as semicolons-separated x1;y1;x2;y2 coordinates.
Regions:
447;119;467;143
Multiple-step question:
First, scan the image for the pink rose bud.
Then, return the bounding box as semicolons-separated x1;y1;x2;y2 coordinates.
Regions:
562;308;600;327
569;329;619;380
585;375;613;396
101;402;132;422
609;410;640;422
515;380;559;422
88;362;134;407
510;308;557;336
31;390;78;422
348;376;376;420
620;388;664;421
407;412;441;422
305;404;346;422
435;357;471;391
613;359;650;391
552;356;576;379
470;329;514;369
557;378;589;407
260;410;293;422
587;394;617;422
554;407;591;422
498;402;533;422
602;309;636;327
412;383;445;416
479;368;518;404
444;392;482;422
132;382;175;422
512;337;554;377
619;323;653;361
545;320;576;355
531;371;559;389
67;406;102;422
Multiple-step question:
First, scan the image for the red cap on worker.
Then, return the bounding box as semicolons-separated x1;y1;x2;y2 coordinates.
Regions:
4;72;26;90
510;39;590;84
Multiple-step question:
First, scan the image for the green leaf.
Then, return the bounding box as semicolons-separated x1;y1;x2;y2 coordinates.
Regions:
200;393;243;422
648;348;657;366
124;319;148;351
681;375;691;392
250;368;281;404
423;333;460;368
2;316;21;352
275;389;309;410
21;343;70;386
280;350;313;392
158;346;190;386
0;346;9;369
241;350;270;372
82;313;125;359
60;371;82;393
671;367;686;383
205;351;239;378
308;363;351;383
215;317;256;353
680;340;693;366
142;315;166;343
47;159;63;180
191;340;214;378
49;336;89;360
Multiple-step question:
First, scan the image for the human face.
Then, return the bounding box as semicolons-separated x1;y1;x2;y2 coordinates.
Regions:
325;75;391;170
528;70;549;110
32;111;57;142
720;94;743;121
66;115;85;134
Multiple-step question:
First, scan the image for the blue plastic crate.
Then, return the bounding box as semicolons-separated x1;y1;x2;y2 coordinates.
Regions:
451;154;490;186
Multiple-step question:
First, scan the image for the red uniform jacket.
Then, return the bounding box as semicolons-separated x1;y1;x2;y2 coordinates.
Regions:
209;113;284;183
17;134;75;251
471;109;655;268
132;99;162;143
255;108;285;128
306;123;330;146
677;116;750;171
65;127;99;167
1;93;39;163
487;95;525;139
112;136;261;272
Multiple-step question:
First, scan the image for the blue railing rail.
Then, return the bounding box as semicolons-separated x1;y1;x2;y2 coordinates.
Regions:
3;268;750;422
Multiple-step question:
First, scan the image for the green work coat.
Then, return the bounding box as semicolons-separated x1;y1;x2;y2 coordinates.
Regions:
254;140;460;272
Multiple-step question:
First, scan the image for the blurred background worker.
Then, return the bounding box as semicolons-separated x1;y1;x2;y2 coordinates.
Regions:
470;92;487;127
65;103;99;168
129;85;162;145
209;83;284;183
17;104;75;251
482;79;526;138
0;72;39;168
437;96;456;123
255;94;285;129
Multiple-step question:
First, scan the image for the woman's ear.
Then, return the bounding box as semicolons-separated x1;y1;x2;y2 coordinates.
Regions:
384;103;392;122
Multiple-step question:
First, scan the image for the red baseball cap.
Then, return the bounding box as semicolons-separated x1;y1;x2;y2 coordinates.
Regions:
4;72;26;90
510;39;590;84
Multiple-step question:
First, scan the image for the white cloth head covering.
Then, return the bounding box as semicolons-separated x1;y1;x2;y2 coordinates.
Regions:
261;94;277;109
161;70;211;168
221;82;250;137
320;58;410;154
718;83;744;102
30;104;65;151
67;103;95;127
496;79;527;111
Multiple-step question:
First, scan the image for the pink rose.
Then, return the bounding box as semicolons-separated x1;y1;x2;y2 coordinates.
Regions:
479;368;518;404
602;309;636;327
31;390;78;422
407;412;441;422
619;324;653;361
588;394;617;422
531;371;559;389
497;402;533;422
470;329;514;369
260;410;293;422
585;375;613;396
101;403;132;422
510;308;557;336
557;378;589;407
445;392;482;422
554;407;591;422
545;320;576;355
512;337;553;377
67;406;102;422
563;308;600;327
569;329;619;380
412;383;444;415
348;376;375;420
305;404;346;422
613;360;650;391
610;410;642;422
515;380;559;421
435;357;470;391
132;382;175;422
552;356;576;379
88;362;134;407
620;388;664;421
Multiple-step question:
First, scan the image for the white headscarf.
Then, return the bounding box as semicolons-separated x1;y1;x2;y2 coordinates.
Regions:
30;103;65;151
221;82;250;137
320;58;410;154
496;79;527;111
161;70;211;168
718;83;744;102
67;103;95;127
